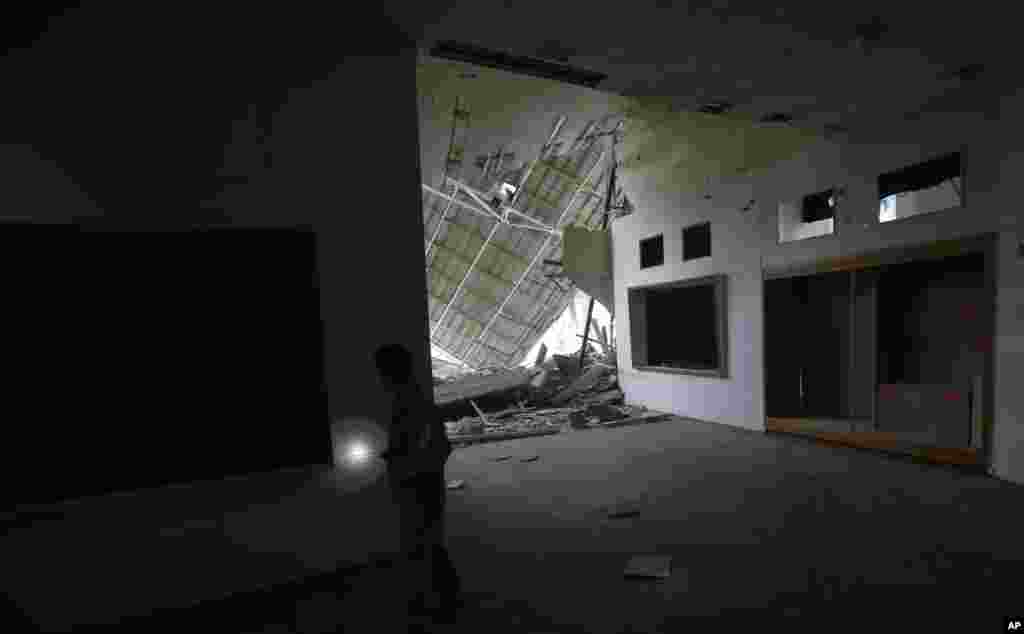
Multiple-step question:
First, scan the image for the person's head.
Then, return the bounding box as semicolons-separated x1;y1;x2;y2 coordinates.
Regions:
374;343;413;389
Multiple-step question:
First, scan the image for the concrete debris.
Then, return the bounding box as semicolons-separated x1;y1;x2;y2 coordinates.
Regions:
434;366;536;406
623;555;671;579
436;346;664;444
550;364;609;406
534;343;548;367
583;403;627;422
529;369;549;389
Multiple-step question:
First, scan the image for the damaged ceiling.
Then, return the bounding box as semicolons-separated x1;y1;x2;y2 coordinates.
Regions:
416;2;1018;371
417;56;821;372
419;56;623;371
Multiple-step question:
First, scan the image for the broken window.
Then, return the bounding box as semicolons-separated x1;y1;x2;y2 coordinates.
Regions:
779;187;842;243
628;275;728;377
879;152;963;223
682;222;711;261
801;189;836;223
639;234;664;269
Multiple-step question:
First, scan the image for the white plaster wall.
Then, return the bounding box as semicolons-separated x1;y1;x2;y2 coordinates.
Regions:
613;175;764;432
614;104;1024;483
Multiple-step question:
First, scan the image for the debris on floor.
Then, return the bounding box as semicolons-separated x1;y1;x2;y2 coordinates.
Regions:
446;479;465;490
623;555;672;579
437;347;670;445
519;456;539;463
492;456;514;462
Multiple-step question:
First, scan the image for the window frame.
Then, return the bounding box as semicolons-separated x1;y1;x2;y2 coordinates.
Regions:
639;233;665;269
628;274;729;378
682;221;712;262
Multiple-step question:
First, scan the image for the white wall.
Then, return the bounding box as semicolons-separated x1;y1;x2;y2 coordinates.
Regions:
612;175;764;431
613;102;1024;484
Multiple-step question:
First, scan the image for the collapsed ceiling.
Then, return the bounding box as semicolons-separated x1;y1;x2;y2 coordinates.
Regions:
417;54;830;371
422;106;620;371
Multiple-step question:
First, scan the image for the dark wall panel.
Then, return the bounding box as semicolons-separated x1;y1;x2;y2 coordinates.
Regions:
1;225;327;510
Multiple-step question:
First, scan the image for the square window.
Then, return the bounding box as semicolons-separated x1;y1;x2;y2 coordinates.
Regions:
879;152;963;223
628;274;729;377
801;189;836;223
683;222;711;261
640;234;664;269
779;187;842;243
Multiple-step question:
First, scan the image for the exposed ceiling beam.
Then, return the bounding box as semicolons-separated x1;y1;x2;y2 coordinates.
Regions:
464;146;606;365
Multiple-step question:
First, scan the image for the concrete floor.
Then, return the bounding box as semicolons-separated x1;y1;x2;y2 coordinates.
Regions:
4;416;1022;632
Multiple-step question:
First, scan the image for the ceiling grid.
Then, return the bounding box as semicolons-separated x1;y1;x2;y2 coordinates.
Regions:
423;113;613;369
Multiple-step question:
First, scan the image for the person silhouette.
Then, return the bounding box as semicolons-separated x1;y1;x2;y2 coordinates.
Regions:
373;343;462;622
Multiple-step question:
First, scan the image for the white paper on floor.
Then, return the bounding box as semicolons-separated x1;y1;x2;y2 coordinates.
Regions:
624;555;672;579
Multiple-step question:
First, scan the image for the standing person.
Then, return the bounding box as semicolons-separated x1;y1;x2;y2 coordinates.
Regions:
373;343;462;622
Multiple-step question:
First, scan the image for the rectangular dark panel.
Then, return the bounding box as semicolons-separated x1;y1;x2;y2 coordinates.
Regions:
1;224;327;511
640;234;664;269
682;222;711;261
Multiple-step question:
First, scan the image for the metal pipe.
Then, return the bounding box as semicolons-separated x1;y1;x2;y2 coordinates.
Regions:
438;97;464;193
430;220;502;338
464;147;606;366
506;222;562;238
425;191;457;258
448;179;506;221
576;152;617;372
503;206;557;232
422;184;502;222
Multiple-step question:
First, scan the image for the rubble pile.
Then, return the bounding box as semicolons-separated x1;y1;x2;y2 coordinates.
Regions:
434;348;663;445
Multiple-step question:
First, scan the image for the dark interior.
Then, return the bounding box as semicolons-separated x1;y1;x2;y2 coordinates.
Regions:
682;222;711;260
801;189;836;223
878;152;961;199
765;251;989;430
877;252;987;385
0;224;327;510
645;283;719;370
639;234;664;269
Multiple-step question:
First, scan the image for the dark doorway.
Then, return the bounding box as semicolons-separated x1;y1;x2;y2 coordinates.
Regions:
765;270;872;420
765;243;993;462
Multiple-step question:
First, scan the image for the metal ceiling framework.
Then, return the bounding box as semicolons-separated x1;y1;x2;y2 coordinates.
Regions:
423;106;621;371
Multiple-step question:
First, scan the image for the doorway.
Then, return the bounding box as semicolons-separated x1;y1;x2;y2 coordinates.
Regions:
764;237;995;466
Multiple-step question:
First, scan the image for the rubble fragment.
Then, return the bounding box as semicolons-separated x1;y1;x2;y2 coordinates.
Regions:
605;501;642;519
550;364;612;406
435;343;673;445
623;555;672;579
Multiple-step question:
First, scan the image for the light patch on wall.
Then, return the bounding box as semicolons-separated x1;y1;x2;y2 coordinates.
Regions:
618;96;821;198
